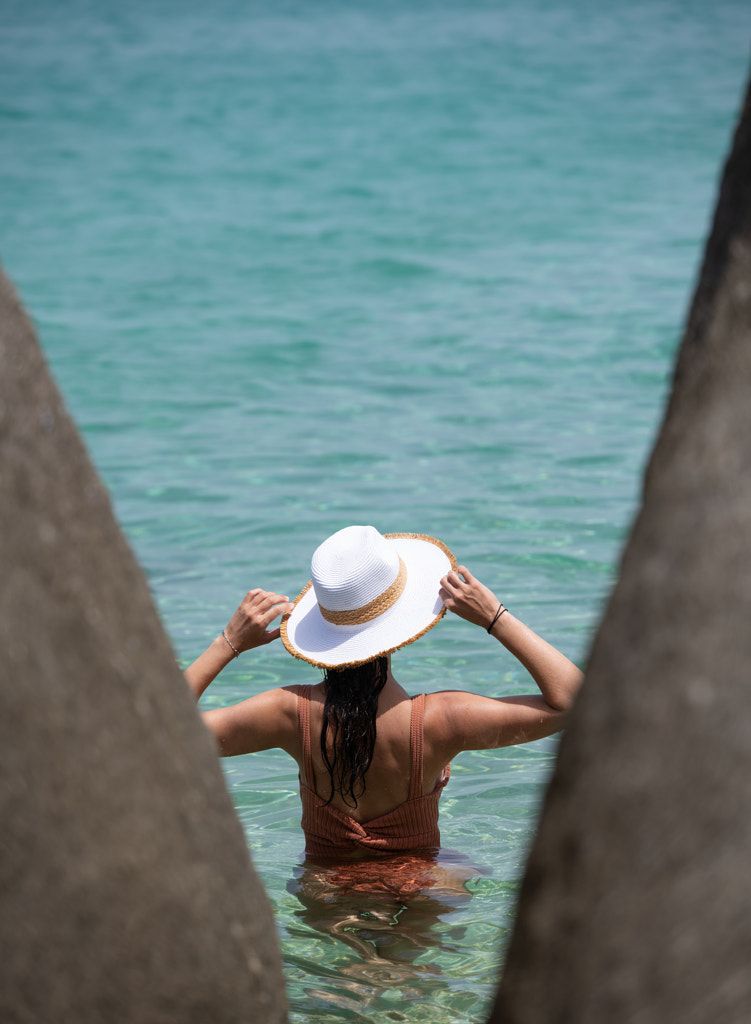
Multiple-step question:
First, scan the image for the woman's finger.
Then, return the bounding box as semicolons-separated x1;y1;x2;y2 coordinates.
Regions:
243;590;289;619
262;601;293;624
441;571;460;592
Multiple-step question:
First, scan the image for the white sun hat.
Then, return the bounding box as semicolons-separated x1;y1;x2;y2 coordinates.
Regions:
280;525;456;669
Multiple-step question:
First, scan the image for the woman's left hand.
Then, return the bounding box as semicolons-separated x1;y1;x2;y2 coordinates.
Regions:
224;589;294;653
439;566;500;630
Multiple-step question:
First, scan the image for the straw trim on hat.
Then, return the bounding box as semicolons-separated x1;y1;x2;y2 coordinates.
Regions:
280;528;456;670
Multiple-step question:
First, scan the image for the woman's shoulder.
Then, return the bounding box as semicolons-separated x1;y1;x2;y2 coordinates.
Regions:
282;681;327;704
423;689;465;712
422;689;488;754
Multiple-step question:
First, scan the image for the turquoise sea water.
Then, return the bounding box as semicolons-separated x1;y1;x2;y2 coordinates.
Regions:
2;1;749;1020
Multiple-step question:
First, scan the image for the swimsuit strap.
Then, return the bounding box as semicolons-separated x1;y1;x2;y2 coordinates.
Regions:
297;685;317;793
408;693;426;799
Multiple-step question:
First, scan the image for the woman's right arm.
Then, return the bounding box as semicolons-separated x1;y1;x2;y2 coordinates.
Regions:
184;588;293;700
183;588;299;758
431;566;584;753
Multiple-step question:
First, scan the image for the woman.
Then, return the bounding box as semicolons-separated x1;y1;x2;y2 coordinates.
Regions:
185;525;583;860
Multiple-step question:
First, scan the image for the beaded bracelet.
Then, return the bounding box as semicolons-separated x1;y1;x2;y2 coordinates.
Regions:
221;629;240;658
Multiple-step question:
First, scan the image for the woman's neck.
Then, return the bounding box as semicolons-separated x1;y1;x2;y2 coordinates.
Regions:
378;659;410;704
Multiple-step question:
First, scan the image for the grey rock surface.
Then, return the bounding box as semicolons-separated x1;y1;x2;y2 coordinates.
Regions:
491;75;751;1023
0;269;286;1021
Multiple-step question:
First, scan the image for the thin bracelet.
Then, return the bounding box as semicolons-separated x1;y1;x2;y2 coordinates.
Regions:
487;603;508;633
221;629;240;658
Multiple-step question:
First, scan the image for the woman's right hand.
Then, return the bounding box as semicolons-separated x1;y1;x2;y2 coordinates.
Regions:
223;589;294;653
439;566;502;631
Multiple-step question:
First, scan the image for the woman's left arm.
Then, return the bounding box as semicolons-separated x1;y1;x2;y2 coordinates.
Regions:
184;588;293;700
439;566;583;715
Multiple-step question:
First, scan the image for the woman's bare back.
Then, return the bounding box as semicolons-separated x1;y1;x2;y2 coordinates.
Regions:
300;677;447;824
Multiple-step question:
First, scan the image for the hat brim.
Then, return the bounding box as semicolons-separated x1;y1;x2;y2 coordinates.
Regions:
280;533;456;669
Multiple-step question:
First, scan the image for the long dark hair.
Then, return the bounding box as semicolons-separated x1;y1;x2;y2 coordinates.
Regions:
320;655;388;808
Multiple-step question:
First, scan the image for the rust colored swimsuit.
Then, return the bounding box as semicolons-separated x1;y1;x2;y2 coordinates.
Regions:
297;686;450;858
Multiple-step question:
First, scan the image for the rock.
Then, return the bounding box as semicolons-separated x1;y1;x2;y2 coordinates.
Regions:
0;268;286;1022
490;73;751;1024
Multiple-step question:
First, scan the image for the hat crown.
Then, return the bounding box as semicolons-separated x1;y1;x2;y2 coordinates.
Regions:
311;525;400;613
